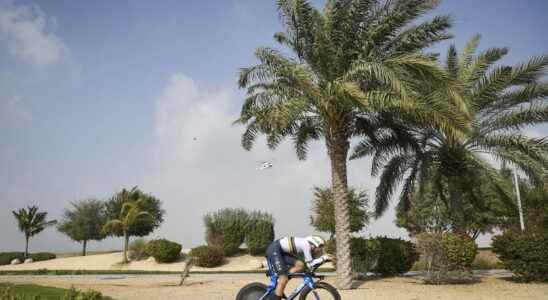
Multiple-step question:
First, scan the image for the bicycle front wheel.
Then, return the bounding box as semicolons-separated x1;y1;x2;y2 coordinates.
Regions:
299;282;341;300
236;282;272;300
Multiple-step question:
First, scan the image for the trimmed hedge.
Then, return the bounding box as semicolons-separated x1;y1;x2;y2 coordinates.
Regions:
328;237;416;276
0;253;24;266
245;212;275;255
492;231;548;282
416;233;478;284
189;245;224;268
0;252;56;265
31;253;57;262
374;237;418;276
144;239;182;263
350;238;382;274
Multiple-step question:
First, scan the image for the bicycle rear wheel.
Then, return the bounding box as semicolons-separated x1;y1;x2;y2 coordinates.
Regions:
236;282;273;300
299;282;341;300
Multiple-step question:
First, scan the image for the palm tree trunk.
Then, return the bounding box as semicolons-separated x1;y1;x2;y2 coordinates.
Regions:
123;233;129;263
448;181;466;234
327;135;353;290
25;236;29;258
82;240;87;256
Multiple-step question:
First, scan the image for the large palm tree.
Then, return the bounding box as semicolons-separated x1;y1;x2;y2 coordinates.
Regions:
236;0;460;288
103;193;151;263
353;36;548;233
12;206;57;258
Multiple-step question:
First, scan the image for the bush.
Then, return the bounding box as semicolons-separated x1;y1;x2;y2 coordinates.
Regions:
144;239;182;263
63;287;111;300
373;237;418;276
350;238;382;274
0;252;25;265
30;252;56;262
492;230;548;282
245;212;275;255
416;233;478;284
129;239;149;261
189;245;224;268
327;238;384;276
204;208;249;256
0;252;55;265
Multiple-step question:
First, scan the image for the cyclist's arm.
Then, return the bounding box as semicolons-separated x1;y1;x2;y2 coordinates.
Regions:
303;243;327;269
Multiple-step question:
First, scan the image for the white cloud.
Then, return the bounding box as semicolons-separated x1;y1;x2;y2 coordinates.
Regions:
145;72;407;247
0;0;69;67
0;95;30;129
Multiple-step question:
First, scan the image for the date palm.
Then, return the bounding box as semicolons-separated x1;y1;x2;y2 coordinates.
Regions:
103;191;151;263
12;206;57;258
353;36;548;233
236;0;460;288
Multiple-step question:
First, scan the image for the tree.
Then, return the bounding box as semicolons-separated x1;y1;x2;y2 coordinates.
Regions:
310;187;369;239
12;206;57;258
104;187;164;263
105;187;164;238
396;176;502;239
493;169;548;233
236;0;457;288
103;198;152;263
58;199;107;256
353;36;548;233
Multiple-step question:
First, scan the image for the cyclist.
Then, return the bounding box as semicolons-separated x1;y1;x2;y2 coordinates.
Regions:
266;235;332;300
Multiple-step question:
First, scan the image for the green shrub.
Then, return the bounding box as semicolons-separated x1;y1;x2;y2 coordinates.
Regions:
350;238;382;274
327;237;383;275
76;289;105;300
204;208;249;256
129;239;149;261
63;287;109;300
189;245;224;268
144;239;182;263
245;212;275;255
324;239;336;255
30;252;56;262
471;256;499;270
0;252;55;265
0;252;25;265
373;237;418;276
416;233;478;284
492;230;548;282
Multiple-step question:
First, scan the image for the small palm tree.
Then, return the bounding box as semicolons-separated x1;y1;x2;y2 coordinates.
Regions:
12;206;57;258
353;36;548;233
103;196;151;263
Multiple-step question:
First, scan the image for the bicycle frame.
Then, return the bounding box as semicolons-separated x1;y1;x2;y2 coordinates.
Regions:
260;260;321;300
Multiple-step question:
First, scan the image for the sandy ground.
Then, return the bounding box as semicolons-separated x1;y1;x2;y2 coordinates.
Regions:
1;272;547;300
0;252;335;273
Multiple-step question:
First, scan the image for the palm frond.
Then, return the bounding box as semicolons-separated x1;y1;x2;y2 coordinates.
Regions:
374;154;413;218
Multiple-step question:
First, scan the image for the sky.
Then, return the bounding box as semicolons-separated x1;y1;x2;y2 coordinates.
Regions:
1;0;547;252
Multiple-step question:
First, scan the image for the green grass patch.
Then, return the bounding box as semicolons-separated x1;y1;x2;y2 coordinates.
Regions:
0;283;114;300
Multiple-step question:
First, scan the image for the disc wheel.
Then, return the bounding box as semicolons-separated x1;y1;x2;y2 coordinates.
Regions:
236;282;273;300
299;281;341;300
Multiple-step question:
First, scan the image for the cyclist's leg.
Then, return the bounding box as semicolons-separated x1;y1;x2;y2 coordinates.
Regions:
284;255;305;273
266;241;290;299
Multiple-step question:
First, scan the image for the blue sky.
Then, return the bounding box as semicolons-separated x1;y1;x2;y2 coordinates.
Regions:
1;0;547;252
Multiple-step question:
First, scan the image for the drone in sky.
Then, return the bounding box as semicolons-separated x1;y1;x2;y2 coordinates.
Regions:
256;161;274;171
